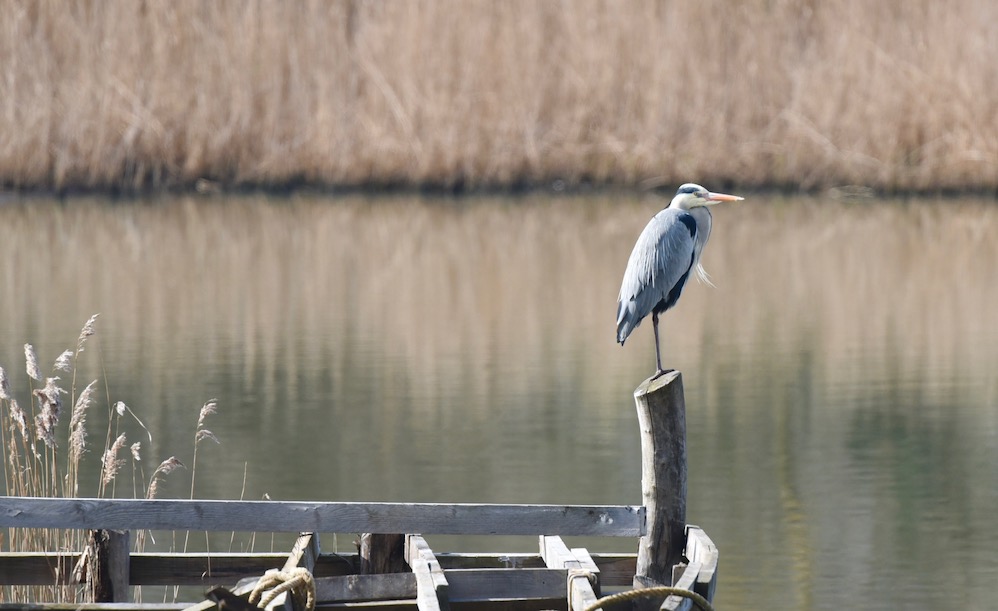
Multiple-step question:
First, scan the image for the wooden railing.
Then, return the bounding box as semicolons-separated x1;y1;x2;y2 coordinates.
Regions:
0;373;716;611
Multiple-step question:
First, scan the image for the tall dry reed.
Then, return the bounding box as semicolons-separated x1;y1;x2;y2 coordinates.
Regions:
1;1;996;193
0;316;191;603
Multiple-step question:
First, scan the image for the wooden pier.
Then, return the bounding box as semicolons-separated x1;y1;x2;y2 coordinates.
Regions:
0;372;716;610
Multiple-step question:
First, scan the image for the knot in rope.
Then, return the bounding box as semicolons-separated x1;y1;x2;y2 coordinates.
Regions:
248;567;316;611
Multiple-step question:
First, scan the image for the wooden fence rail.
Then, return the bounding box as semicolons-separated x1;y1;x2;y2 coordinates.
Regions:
0;498;643;537
0;372;716;610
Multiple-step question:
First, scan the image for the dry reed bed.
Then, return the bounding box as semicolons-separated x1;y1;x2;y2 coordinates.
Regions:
2;1;997;192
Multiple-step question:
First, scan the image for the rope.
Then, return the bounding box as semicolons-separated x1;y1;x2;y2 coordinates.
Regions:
583;585;714;611
247;567;316;611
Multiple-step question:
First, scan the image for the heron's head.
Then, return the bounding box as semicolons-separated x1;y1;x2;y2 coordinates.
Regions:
669;183;743;210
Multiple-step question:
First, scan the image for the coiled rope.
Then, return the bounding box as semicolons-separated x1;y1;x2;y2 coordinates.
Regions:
248;567;316;611
583;585;714;611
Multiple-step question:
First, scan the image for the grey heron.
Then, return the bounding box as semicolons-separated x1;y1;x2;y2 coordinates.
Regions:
616;183;743;379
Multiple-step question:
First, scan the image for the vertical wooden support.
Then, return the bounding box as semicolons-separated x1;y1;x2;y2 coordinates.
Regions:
85;529;130;602
633;370;687;587
359;533;408;574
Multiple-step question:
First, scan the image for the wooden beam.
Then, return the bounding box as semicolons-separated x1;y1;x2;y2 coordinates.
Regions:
662;562;701;611
685;526;718;603
0;551;637;587
539;537;599;611
0;498;643;537
284;532;320;572
633;371;687;585
405;535;449;611
569;547;601;596
444;568;564;602
261;532;322;611
314;573;417;602
539;536;577;570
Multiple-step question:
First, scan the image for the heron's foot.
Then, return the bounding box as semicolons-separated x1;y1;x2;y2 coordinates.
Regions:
650;368;675;381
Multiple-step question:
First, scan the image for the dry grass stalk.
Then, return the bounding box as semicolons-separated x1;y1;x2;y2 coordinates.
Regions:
100;433;127;488
32;378;65;450
0;366;10;400
146;456;184;500
1;316;224;603
184;400;220;555
66;379;98;495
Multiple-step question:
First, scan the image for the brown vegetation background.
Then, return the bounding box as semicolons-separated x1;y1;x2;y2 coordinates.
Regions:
1;0;997;192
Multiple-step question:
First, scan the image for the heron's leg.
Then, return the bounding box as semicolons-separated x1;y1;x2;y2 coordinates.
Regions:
651;312;667;379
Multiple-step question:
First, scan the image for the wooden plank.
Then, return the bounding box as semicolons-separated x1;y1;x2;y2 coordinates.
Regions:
569;548;600;577
284;532;320;572
662;561;700;611
134;553;300;585
633;372;687;585
539;537;598;611
445;568;564;602
0;605;187;610
433;553;547;570
318;602;416;611
262;532;322;611
539;536;578;570
314;573;418;602
405;535;450;611
0;497;643;537
684;526;718;602
0;551;637;587
570;547;601;596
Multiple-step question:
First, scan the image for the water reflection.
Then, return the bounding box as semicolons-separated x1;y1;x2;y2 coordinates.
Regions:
0;193;995;609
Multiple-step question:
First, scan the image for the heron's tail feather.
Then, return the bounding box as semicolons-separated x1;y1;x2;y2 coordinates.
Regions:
616;300;640;345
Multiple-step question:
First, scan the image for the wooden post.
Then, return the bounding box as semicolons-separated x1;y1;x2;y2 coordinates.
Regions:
359;533;408;574
633;371;687;587
84;529;131;602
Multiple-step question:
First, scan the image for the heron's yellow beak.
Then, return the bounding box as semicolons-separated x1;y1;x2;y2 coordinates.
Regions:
706;191;743;203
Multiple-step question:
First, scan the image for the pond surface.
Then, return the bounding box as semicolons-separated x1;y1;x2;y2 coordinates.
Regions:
0;192;996;609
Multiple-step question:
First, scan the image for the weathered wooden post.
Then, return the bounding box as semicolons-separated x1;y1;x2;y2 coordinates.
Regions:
82;529;131;602
633;370;688;588
359;533;408;574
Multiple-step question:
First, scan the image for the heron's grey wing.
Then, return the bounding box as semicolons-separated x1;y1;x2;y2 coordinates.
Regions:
616;210;697;344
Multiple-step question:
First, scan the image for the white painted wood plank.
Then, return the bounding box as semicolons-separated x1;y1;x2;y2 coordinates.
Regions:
0;497;643;537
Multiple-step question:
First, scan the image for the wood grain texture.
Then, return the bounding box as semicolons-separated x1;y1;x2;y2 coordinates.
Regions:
685;526;718;602
405;536;449;611
633;371;688;585
0;498;642;537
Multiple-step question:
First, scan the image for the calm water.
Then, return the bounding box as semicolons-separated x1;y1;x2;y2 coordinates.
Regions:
1;193;996;610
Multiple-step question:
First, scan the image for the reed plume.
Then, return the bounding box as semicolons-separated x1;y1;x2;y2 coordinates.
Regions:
24;345;41;382
100;433;127;488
